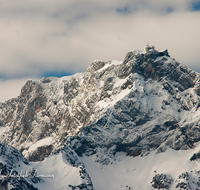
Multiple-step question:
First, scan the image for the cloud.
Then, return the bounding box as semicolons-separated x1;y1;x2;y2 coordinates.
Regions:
0;78;32;102
190;0;200;11
0;0;200;102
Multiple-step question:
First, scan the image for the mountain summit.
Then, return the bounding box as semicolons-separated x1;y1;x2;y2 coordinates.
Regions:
1;45;200;189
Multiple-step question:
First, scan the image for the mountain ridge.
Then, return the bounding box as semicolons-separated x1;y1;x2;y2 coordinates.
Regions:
1;45;200;189
0;45;200;163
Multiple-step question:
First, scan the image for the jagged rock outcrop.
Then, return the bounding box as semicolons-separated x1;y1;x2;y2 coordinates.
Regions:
174;171;200;190
0;142;93;190
0;143;29;167
0;143;42;190
190;151;200;161
0;45;200;165
151;173;173;189
150;171;200;190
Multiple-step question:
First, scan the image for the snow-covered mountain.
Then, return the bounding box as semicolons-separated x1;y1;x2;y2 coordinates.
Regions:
1;45;200;189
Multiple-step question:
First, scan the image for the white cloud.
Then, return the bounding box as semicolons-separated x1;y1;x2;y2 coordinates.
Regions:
0;78;32;102
0;0;200;102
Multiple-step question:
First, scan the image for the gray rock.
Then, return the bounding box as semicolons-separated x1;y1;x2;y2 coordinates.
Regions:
151;173;173;189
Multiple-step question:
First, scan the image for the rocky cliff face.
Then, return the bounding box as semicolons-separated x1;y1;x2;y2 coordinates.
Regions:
0;45;200;165
65;47;200;164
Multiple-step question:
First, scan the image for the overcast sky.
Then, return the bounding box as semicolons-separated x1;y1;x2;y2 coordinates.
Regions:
0;0;200;102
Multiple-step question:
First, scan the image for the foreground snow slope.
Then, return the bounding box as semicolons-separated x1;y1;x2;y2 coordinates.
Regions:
2;140;200;190
0;142;93;190
32;153;83;190
82;144;200;190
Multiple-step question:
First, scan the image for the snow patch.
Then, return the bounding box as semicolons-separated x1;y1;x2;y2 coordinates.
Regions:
97;60;122;73
81;145;200;190
23;137;53;157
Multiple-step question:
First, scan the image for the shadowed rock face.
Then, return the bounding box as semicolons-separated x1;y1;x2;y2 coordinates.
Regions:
0;46;200;164
120;48;196;91
27;145;53;162
151;173;173;189
0;143;41;190
0;143;29;167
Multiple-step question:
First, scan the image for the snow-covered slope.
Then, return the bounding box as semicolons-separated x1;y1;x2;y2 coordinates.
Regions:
0;142;93;190
1;45;200;189
81;144;200;190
